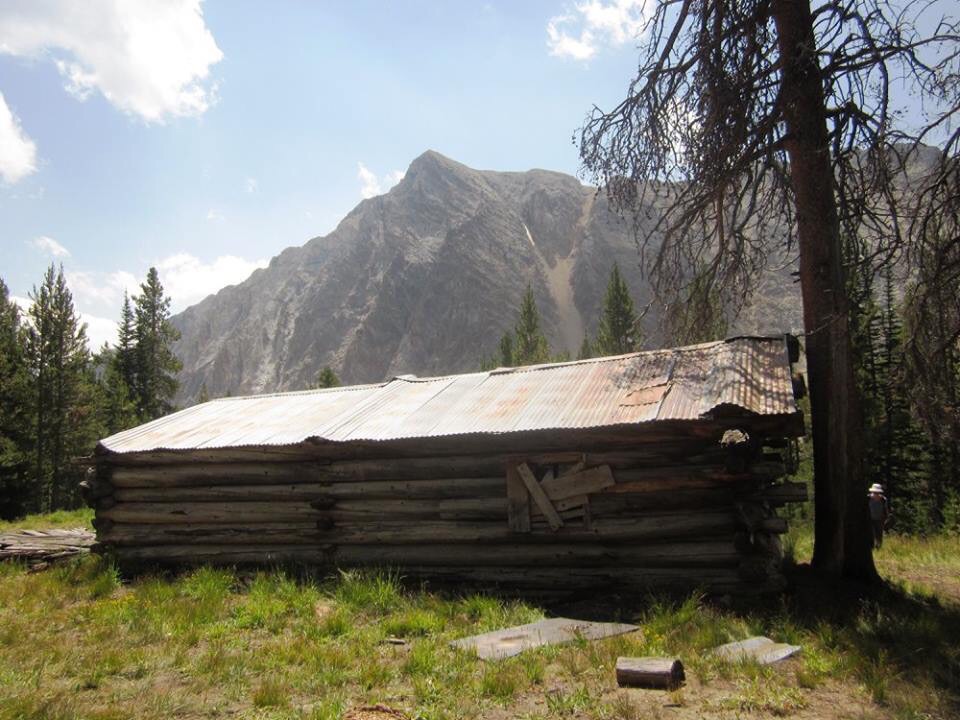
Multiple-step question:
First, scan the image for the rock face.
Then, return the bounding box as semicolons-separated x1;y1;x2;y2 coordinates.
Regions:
172;151;802;402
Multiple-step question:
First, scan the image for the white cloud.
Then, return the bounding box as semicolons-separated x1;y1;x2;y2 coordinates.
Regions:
31;234;70;257
0;0;223;123
245;176;258;193
546;0;651;60
156;253;268;311
71;256;267;316
0;91;37;183
81;313;119;350
357;162;381;199
66;269;139;309
205;208;225;222
357;162;405;199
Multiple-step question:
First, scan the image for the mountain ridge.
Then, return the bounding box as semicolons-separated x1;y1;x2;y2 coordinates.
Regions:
171;150;802;402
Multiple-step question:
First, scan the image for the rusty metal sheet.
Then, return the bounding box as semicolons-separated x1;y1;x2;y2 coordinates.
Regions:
98;336;800;455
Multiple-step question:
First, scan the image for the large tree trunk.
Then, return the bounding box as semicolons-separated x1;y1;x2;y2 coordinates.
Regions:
771;0;877;581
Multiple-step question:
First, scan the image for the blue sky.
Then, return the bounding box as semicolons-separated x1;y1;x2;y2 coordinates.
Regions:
0;0;647;348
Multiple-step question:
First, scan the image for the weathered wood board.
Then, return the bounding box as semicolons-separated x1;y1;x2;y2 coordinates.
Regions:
0;528;95;564
451;617;639;660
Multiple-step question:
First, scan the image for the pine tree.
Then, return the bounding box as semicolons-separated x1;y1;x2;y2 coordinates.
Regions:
97;346;139;435
0;279;33;519
313;367;340;389
26;265;94;511
577;335;593;360
133;268;182;421
115;292;137;391
497;332;514;367
197;383;210;404
513;286;550;366
595;263;640;356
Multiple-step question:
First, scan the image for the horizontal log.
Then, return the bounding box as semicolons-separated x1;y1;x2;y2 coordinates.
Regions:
323;497;506;519
616;657;685;689
332;540;741;568
114;483;333;503
590;489;744;515
110;462;320;488
100;536;741;567
750;482;808;505
324;511;737;544
104;448;740;487
99;522;323;546
611;462;784;488
106;545;745;582
114;477;508;502
97;445;319;466
101;501;321;524
101;508;739;545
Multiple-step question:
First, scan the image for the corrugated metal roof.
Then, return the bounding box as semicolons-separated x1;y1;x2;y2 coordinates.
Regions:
99;336;799;454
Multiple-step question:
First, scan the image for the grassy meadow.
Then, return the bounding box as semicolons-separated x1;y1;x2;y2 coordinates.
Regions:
1;517;959;719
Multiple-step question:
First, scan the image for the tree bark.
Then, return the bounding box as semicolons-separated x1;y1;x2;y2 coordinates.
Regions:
771;0;877;580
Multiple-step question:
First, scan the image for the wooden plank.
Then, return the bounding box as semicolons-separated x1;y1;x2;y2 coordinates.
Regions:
616;657;685;689
506;464;531;532
560;455;586;476
0;529;95;563
540;465;615;501
517;463;563;530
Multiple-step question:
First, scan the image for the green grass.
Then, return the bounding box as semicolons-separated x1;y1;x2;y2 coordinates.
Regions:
0;507;93;531
1;515;959;719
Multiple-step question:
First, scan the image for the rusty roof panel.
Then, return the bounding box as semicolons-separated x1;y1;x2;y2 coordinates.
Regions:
98;336;799;454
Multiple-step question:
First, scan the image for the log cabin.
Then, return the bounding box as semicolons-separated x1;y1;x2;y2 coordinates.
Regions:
84;335;807;595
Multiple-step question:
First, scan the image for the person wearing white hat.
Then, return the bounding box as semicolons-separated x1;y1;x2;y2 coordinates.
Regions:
867;483;890;549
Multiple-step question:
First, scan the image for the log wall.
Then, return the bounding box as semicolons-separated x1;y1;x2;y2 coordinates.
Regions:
85;428;806;595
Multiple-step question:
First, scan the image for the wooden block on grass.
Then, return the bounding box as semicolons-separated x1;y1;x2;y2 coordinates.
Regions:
616;656;685;689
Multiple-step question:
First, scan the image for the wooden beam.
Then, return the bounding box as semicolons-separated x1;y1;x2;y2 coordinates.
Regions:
616;657;685;689
540;465;614;501
517;463;563;530
506;464;531;533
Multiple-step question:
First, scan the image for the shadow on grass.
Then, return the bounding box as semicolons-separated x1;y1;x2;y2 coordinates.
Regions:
545;562;960;718
779;562;960;715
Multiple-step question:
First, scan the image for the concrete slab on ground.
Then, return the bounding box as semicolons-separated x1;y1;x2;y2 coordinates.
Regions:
711;636;801;665
451;617;639;660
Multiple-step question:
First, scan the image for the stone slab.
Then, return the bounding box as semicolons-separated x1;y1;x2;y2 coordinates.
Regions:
451;617;639;660
711;636;801;665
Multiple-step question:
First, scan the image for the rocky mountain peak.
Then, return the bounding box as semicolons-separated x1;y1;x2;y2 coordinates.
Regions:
170;152;802;403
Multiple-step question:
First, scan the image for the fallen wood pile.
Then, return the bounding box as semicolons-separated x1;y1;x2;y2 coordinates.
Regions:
0;528;95;565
